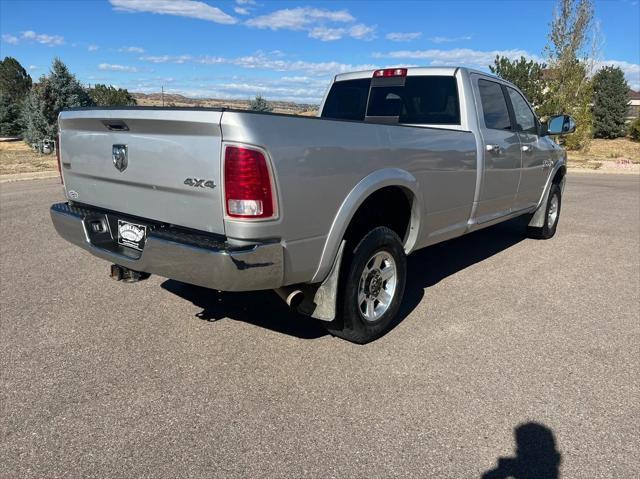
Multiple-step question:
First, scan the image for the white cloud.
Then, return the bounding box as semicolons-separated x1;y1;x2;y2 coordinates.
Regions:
307;24;375;42
216;82;319;97
119;46;145;53
142;54;194;64
28;65;39;70
429;35;473;44
88;44;99;51
245;7;375;42
234;0;255;15
385;32;422;42
373;48;543;68
246;7;354;30
15;30;65;46
98;63;139;72
111;2;370;42
110;0;236;24
349;24;376;41
279;75;325;85
117;78;322;103
309;27;346;42
140;51;376;76
131;75;327;104
2;34;19;45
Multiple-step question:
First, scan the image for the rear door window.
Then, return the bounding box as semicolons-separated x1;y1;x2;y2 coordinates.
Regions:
366;76;460;125
478;79;512;130
507;87;537;134
321;78;371;121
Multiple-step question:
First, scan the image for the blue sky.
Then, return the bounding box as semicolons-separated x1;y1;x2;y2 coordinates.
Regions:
1;0;638;104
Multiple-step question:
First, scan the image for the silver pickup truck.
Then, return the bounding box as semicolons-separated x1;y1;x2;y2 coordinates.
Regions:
51;66;575;343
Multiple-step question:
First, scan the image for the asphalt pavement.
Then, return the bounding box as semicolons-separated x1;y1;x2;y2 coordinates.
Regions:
1;173;639;478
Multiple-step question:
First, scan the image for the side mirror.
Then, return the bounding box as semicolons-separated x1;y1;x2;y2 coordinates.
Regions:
544;115;576;136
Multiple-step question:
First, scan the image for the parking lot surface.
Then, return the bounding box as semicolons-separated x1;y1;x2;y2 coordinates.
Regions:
1;174;639;478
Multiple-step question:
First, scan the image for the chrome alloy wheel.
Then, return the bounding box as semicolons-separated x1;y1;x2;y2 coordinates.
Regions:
357;251;397;322
547;193;559;229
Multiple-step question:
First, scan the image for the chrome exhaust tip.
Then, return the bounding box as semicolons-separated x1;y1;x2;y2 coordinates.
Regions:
275;287;305;308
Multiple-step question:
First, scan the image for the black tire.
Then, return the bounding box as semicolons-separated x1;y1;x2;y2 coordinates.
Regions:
325;226;407;344
528;183;562;239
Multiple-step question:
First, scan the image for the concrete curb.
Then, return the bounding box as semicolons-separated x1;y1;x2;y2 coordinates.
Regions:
0;171;59;183
567;167;640;175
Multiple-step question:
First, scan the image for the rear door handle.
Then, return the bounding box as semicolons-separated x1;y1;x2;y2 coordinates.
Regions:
521;145;531;152
486;144;501;154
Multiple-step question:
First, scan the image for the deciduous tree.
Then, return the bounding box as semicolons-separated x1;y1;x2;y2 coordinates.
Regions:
543;0;595;150
489;56;548;112
88;84;137;107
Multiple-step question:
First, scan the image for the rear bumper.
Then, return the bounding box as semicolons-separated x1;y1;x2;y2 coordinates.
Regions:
50;203;283;291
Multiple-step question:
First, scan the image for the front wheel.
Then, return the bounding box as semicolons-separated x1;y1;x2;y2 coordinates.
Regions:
528;183;562;240
325;226;407;344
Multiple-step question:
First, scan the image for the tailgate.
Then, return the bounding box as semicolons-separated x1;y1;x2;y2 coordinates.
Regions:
58;108;225;234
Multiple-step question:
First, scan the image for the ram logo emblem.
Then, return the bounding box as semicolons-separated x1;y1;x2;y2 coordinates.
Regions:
112;144;128;172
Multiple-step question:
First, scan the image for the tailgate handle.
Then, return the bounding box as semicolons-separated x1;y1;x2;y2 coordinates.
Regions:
101;120;129;132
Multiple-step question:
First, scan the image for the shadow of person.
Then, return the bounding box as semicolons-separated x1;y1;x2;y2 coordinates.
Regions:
161;280;328;340
482;422;561;479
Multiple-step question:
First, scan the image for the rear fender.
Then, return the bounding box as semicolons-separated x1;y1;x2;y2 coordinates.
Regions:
310;168;422;284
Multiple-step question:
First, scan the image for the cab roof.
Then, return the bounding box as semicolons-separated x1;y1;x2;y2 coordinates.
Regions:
333;66;498;82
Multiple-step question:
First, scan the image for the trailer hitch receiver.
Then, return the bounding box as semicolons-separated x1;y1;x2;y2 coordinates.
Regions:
110;264;150;283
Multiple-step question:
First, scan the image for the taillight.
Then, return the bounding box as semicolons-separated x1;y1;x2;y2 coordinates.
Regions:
224;145;275;219
55;134;63;184
373;68;407;78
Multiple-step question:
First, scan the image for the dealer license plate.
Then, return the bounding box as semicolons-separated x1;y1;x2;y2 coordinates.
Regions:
117;220;147;251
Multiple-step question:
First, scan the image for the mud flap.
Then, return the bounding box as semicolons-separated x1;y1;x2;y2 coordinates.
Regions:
529;175;565;228
297;240;346;322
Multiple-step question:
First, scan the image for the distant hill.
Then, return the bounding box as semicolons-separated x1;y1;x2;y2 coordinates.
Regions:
132;93;319;116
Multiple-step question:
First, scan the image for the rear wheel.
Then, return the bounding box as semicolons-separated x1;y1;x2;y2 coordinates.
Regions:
528;183;562;239
325;226;407;344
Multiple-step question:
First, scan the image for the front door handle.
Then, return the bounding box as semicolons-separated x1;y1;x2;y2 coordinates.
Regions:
521;145;531;152
486;144;501;154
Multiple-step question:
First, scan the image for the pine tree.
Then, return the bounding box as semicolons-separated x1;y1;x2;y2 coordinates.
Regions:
249;95;272;112
592;66;629;138
0;57;32;136
21;58;93;144
20;83;49;146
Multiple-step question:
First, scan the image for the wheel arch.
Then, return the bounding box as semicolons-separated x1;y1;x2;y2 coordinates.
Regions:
553;164;567;190
310;168;422;284
529;160;566;228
